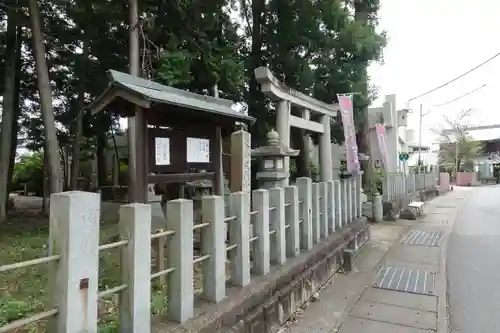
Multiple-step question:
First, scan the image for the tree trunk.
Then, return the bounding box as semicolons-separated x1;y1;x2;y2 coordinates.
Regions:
354;0;372;191
70;34;89;190
248;0;267;145
96;113;109;189
127;0;140;202
0;6;20;223
7;26;23;191
29;0;63;194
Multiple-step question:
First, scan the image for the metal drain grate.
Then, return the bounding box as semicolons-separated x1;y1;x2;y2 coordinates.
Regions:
372;266;436;295
400;230;443;247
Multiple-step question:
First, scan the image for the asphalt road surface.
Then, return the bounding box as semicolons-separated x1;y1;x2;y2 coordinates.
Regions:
448;185;500;333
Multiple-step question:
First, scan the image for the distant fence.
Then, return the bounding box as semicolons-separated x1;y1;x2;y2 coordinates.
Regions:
383;172;437;202
0;175;364;333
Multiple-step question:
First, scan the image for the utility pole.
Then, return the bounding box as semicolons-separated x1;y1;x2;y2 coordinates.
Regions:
418;104;423;174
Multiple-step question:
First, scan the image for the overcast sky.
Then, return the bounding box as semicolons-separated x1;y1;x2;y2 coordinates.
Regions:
369;0;500;145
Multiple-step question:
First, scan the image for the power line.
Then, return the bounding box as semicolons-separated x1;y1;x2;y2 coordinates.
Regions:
430;83;487;107
409;51;500;102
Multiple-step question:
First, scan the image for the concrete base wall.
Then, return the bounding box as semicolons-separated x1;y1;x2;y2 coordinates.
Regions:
382;194;414;221
154;219;369;333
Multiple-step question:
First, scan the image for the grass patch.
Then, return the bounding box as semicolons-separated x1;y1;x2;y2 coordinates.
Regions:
0;215;169;333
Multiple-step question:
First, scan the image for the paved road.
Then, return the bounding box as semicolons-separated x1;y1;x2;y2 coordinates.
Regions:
448;185;500;333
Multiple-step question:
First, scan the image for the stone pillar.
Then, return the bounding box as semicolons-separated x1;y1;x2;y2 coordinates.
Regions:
276;100;291;186
311;183;321;243
341;180;348;226
166;199;194;323
327;181;336;233
119;203;152;333
230;130;251;198
302;108;311;163
334;180;342;229
228;192;251;286
48;191;100;333
356;173;363;218
297;178;313;251
284;185;300;257
373;192;383;222
252;189;271;275
201;195;226;302
347;178;353;223
319;182;328;235
319;115;333;182
269;188;286;264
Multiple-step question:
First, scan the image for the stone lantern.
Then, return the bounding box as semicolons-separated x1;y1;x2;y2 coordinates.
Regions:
251;129;300;189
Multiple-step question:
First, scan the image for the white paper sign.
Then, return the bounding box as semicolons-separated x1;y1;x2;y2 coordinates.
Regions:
186;137;210;163
155;137;170;165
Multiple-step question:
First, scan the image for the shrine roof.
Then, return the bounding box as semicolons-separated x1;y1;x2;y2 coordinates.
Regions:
87;70;255;125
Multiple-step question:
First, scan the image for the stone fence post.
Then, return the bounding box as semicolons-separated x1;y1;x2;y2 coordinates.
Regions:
201;195;226;302
327;180;336;233
252;190;271;275
119;203;152;333
297;178;313;251
269;188;286;264
347;178;353;223
311;183;321;243
49;191;100;333
341;180;348;226
229;192;251;286
166;199;194;323
319;182;328;234
334;180;341;229
284;185;300;257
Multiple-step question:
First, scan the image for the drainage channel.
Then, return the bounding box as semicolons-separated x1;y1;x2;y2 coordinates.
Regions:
372;265;436;295
400;230;443;247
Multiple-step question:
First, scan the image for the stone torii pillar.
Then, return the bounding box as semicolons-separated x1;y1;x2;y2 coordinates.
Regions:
255;67;338;183
319;114;333;181
276;100;291;185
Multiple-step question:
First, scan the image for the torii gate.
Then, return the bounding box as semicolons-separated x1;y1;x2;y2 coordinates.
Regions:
254;67;339;184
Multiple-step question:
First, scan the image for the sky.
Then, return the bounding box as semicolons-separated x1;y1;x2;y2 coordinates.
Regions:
369;0;500;146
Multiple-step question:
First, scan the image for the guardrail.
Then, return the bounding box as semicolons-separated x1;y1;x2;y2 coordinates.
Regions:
0;175;363;333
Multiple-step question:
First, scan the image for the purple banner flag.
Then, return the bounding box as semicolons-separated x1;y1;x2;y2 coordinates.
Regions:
337;94;361;173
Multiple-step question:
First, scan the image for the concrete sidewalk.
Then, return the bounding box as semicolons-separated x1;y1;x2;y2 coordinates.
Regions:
279;189;469;333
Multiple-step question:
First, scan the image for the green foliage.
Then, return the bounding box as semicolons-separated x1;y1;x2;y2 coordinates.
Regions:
10;152;45;196
440;135;483;172
289;159;319;182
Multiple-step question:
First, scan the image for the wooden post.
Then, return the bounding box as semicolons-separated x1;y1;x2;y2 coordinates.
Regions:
133;112;148;203
214;127;223;195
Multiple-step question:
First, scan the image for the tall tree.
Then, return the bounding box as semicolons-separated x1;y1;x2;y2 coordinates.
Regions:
28;0;63;193
0;2;21;223
434;109;480;178
69;2;90;189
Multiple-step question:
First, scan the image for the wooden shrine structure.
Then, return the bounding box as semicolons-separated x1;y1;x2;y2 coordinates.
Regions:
87;70;255;203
